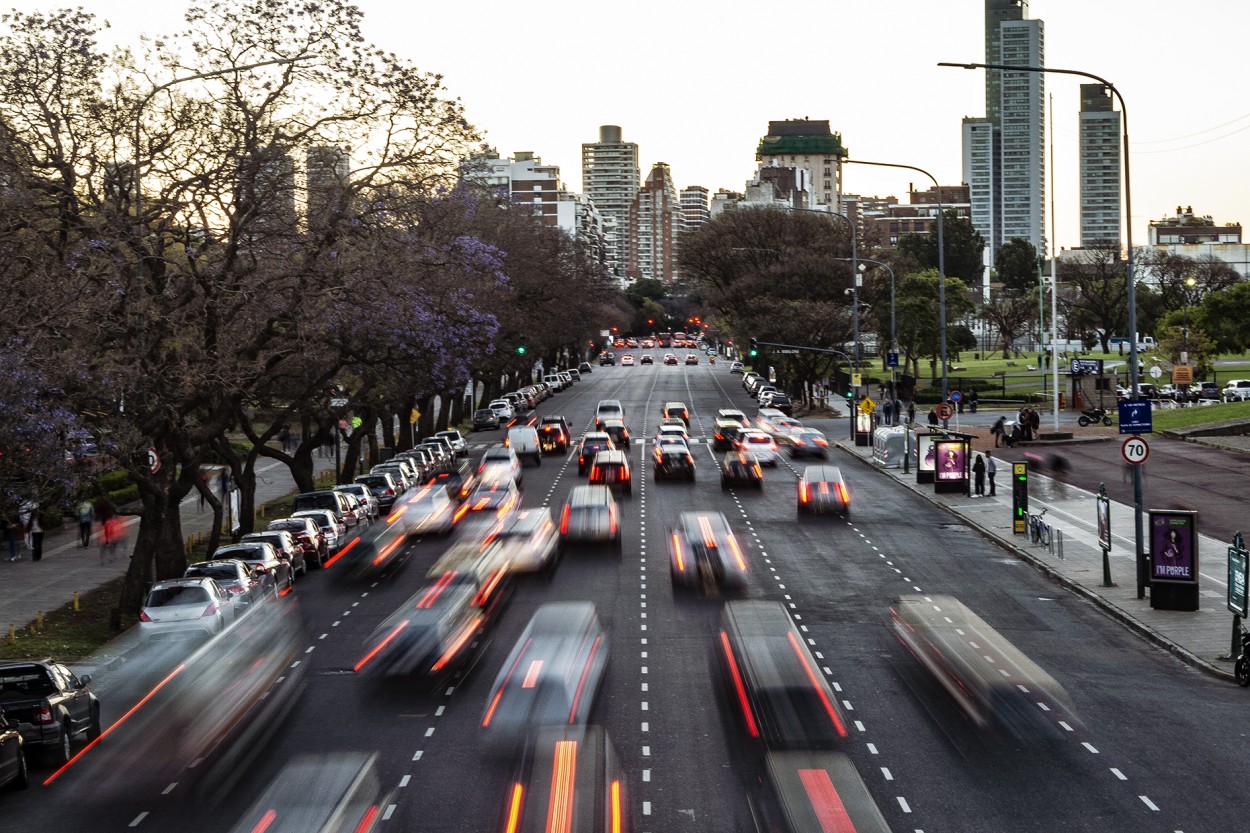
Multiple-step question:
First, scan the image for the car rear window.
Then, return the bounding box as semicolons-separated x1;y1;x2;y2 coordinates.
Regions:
0;666;55;695
186;564;240;581
148;585;211;607
293;493;339;513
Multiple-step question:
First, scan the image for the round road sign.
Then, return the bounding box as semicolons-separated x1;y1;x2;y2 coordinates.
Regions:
935;402;955;421
1121;435;1149;465
949;390;962;403
147;447;161;474
1150;366;1163;380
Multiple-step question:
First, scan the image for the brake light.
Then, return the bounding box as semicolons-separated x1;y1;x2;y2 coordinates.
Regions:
753;464;763;477
672;533;685;572
568;637;601;723
815;438;829;447
503;783;525;833
787;631;847;736
560;505;571;535
609;503;618;534
800;481;810;503
139;611;153;622
353;619;410;672
248;809;278;833
610;780;623;833
384;488;394;496
32;705;54;725
727;535;747;571
590;466;600;480
201;601;221;617
720;631;759;737
432;615;483;672
352;806;380;833
835;482;850;504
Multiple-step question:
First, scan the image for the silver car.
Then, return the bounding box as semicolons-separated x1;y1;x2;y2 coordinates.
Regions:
558;486;621;548
436;430;468;458
735;430;780;466
139;577;237;640
333;483;379;520
212;541;294;595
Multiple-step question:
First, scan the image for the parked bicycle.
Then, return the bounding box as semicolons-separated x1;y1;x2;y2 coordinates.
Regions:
1028;507;1051;547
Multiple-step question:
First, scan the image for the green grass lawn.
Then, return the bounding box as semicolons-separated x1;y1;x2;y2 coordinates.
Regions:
1131;400;1250;433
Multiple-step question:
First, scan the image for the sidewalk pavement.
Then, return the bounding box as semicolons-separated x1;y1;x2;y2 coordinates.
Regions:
0;452;337;636
834;433;1242;682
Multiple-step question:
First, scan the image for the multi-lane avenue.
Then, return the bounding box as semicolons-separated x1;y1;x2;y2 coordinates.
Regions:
5;356;1245;833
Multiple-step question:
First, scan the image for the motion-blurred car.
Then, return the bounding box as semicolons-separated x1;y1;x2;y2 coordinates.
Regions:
735;430;780;466
717;408;749;424
390;483;458;538
787;428;829;459
478;444;523;486
226;753;391;833
797;465;850;517
620;355;635;366
662;402;690;424
558;485;621;549
139;577;239;640
183;559;267;608
434;462;478;504
712;418;748;451
759;393;794;415
0;661;99;767
499;725;626;833
506;425;543;467
579;361;593;374
437;429;469;458
354;472;400;516
668;511;748;593
588;450;632;496
488;399;515;421
481;603;608;741
578;433;616;475
729;361;744;373
212;541;294;594
685;353;699;365
720;452;764;490
0;707;28;790
474;409;501;431
598;353;616;366
640;354;654;365
594;399;625;430
656;423;689;446
717;600;848;748
753;751;892;833
463;478;521;520
265;516;327;568
479;508;561;574
240;530;307;577
538;416;572;454
600;418;632;450
890;595;1081;742
653;445;696;482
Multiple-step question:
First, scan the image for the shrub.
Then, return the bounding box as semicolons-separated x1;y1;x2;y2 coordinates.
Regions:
97;469;133;492
108;484;140;507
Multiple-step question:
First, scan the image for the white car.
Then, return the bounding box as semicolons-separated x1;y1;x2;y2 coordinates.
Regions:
1223;380;1250;402
621;355;636;366
729;361;744;374
734;430;780;466
488;399;515;421
436;430;468;458
478;444;522;486
139;577;238;640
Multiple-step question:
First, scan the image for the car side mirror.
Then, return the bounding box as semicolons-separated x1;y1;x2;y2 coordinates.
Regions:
78;674;92;686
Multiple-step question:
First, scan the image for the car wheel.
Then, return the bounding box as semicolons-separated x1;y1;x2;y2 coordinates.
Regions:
12;746;28;789
86;705;102;741
46;724;71;766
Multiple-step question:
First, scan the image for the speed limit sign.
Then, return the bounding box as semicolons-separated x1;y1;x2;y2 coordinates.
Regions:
1121;436;1149;465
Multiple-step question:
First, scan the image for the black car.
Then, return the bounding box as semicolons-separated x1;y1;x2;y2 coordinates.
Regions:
578;433;616;475
599;353;616;366
797;465;850;517
473;409;501;430
640;354;654;365
668;511;748;593
787;428;829;459
763;393;794;415
538;416;573;453
720;452;764;489
354;473;400;514
653;445;696;481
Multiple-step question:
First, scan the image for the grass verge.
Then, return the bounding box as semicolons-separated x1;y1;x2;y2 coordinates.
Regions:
1137;400;1250;433
0;576;137;662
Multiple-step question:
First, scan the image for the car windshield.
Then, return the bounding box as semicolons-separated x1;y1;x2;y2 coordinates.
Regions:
186;564;240;581
147;585;211;607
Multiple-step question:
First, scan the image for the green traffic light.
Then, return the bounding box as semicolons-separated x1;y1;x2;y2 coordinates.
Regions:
749;349;759;357
516;346;527;355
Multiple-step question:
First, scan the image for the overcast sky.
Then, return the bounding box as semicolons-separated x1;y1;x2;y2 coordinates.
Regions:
18;0;1250;251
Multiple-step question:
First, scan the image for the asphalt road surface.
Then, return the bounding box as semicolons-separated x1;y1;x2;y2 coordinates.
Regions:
4;355;1245;833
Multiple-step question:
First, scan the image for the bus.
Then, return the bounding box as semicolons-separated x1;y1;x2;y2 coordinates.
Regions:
657;332;672;348
673;331;688;347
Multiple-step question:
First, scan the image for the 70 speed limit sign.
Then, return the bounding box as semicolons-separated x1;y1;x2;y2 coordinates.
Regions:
1121;436;1149;465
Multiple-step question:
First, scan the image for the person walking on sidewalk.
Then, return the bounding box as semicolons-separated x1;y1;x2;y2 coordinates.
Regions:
23;501;43;562
927;408;939;427
882;398;893;426
972;454;986;497
77;498;95;547
987;451;998;496
991;415;1006;447
3;513;20;561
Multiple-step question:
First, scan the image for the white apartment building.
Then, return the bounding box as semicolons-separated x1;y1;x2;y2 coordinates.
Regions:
582;125;640;280
755;119;845;211
1079;84;1121;247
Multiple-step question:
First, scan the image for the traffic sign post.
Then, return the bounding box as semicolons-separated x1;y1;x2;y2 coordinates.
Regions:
1224;531;1249;660
1118;400;1152;434
1012;461;1028;535
1121;436;1149;465
935;402;954;422
147;447;161;475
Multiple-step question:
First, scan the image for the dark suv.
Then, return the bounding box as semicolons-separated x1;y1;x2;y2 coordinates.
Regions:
1197;381;1221;402
0;661;100;765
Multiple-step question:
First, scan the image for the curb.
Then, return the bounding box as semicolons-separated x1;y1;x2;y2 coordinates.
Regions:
833;442;1236;685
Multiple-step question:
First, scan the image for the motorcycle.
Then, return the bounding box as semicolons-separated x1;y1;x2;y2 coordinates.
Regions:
1236;625;1250;687
1077;407;1112;427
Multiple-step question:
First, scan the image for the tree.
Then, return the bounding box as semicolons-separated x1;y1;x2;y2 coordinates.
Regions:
980;238;1041;357
1194;282;1250;354
1057;242;1128;352
893;270;975;378
995;238;1042;293
896;210;986;284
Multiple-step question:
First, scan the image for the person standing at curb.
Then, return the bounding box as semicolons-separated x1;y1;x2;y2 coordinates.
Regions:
969;389;979;414
3;513;20;561
25;502;43;562
927;408;939;427
78;498;95;547
991;415;1006;447
987;451;997;496
972;454;986;497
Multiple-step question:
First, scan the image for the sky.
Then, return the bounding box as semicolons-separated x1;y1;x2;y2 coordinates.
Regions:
15;0;1250;252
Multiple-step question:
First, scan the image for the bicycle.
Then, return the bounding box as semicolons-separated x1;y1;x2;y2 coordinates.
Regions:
1028;508;1051;547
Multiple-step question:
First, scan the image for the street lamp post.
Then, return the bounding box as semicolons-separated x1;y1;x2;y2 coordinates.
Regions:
939;59;1145;597
833;257;895;389
1182;276;1196;384
842;159;947;403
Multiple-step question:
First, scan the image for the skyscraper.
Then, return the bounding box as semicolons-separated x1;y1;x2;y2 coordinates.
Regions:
306;146;350;234
962;0;1045;267
582;125;640;281
679;186;710;236
755;119;846;210
627;163;682;284
1079;83;1121;248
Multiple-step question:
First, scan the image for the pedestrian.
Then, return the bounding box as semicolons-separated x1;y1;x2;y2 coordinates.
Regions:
990;415;1006;447
279;426;291;454
896;398;905;425
2;514;19;561
969;389;979;414
972;453;986;497
987;451;997;496
95;497;115;535
907;400;915;425
927;407;939;427
77;498;95;547
23;501;43;562
1029;408;1041;439
882;398;894;426
18;501;34;556
218;467;230;498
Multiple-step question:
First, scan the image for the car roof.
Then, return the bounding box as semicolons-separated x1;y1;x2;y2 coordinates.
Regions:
592;450;628;464
802;465;845;481
677;511;731;539
582;432;611;441
567;485;614;507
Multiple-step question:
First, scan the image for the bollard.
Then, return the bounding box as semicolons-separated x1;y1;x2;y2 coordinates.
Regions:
36;611;44;631
73;592;80;612
1055;528;1064;560
7;624;14;643
259;504;266;518
28;622;36;635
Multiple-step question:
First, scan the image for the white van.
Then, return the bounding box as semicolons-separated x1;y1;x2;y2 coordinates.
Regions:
506;425;542;466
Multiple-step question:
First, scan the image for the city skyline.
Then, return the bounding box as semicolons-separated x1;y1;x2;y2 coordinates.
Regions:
20;0;1250;254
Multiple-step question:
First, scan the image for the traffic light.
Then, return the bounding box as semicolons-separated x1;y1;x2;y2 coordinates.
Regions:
748;337;759;358
516;345;527;356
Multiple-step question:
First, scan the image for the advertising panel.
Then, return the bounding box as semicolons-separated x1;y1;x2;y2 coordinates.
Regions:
935;440;967;482
916;433;936;473
1149;511;1197;584
1229;535;1249;617
1097;494;1111;551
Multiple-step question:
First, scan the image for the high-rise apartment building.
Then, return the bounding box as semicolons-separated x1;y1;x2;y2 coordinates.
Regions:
962;0;1045;268
627;163;682;283
755;119;846;210
582;126;640;280
1079;84;1121;248
306;146;350;234
680;186;710;236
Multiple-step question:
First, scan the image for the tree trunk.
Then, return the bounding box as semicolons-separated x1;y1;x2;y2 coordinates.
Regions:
119;461;195;614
